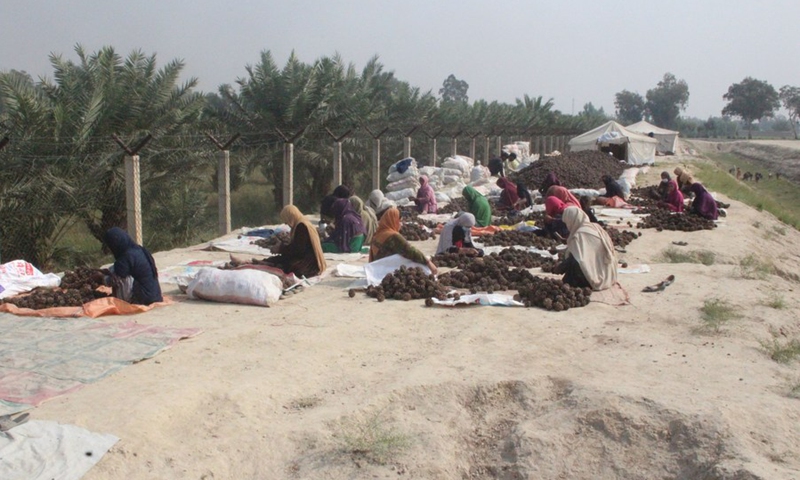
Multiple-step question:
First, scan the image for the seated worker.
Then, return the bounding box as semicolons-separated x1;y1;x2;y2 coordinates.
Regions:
515;182;533;209
332;184;352;199
656;171;672;200
543;186;578;239
264;205;327;277
674;167;694;193
409;175;437;214
369;207;438;274
657;179;684;213
538;172;562;195
462;186;492;227
320;185;353;222
436;213;481;256
367;189;395;219
596;175;626;205
552;207;617;291
102;227;163;305
349;196;377;244
688;182;719;220
496;177;520;212
321;198;366;253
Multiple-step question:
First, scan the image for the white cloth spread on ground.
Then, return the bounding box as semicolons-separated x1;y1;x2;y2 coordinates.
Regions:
363;254;430;286
0;420;118;480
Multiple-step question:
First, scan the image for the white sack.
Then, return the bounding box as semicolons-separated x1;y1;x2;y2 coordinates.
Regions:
386;166;419;183
385;188;416;202
386;177;420;192
0;260;62;299
187;268;283;307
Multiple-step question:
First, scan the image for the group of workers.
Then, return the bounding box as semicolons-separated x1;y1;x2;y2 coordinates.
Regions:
104;162;725;306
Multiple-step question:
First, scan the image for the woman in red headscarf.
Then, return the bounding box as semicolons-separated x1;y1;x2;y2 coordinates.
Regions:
410;175;437;213
657;179;684;212
496;177;520;211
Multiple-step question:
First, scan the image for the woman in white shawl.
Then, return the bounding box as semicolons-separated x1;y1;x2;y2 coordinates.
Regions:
553;206;617;290
367;189;395;219
435;213;480;255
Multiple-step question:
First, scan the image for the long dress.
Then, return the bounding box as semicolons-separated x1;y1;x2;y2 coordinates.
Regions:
265;205;327;277
561;207;617;291
369;207;428;265
103;227;163;305
462;186;492;227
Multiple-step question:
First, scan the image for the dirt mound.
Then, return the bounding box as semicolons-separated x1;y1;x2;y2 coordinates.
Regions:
290;378;766;479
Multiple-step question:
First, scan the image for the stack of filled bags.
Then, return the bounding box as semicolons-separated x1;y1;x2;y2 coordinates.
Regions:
384;157;420;204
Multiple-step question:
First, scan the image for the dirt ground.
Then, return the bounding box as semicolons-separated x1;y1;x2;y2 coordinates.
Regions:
32;147;800;479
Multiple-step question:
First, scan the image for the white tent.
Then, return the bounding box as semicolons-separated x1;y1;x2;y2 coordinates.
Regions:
568;121;658;165
626;120;680;155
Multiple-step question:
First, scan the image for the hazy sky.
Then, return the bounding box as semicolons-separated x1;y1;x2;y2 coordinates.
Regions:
2;0;798;120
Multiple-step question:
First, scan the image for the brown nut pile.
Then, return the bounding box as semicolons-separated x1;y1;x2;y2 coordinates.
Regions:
438;256;536;293
432;252;479;269
604;227;641;248
634;207;716;231
60;267;105;290
479;230;562;249
251;231;291;251
515;277;592;311
400;222;435;241
510;150;627;190
433;248;556;271
1;267;111;310
492;211;546;227
437;198;467;214
365;265;449;301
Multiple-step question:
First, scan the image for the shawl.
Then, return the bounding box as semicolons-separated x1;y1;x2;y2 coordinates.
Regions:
546;185;580;207
665;180;684;212
462;186;492;227
329;198;365;252
545;196;568;217
415;176;438;213
349;196;378;244
689;183;718;220
436;213;476;254
674;167;694;187
370;207;402;260
367;189;395;215
539;172;562;194
563;207;617;291
497;177;519;208
280;205;326;274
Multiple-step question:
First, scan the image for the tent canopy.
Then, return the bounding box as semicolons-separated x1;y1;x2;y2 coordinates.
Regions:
626;120;680;155
568;121;657;165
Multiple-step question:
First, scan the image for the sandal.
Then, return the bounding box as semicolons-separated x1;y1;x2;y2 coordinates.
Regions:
672;241;688;246
642;275;676;293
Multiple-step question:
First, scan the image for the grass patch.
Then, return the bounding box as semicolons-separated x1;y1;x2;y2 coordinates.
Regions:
697;298;740;334
337;409;411;465
693;152;800;230
660;247;716;265
760;338;800;364
773;225;787;236
790;383;800;399
736;254;776;279
762;293;787;309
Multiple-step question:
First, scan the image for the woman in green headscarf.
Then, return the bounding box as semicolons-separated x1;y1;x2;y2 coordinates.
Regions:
462;186;492;227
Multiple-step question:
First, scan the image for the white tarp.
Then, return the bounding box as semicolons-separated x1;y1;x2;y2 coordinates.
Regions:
626;120;680;155
568;121;658;165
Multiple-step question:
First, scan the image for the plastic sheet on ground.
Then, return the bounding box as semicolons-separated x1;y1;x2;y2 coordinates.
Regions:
482;245;558;260
419;213;455;224
596;208;640;218
0;420;119;480
159;260;228;284
618;264;650;274
363;254;430;286
431;293;524;307
0;296;174;319
0;261;62;300
324;252;367;262
0;316;201;416
333;264;366;278
204;236;274;256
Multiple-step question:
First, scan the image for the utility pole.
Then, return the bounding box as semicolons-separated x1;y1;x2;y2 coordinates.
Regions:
364;126;389;191
112;133;153;245
276;127;306;207
205;132;240;235
325;128;353;187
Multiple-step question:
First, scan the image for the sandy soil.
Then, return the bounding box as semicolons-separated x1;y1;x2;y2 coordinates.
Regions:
32;150;800;479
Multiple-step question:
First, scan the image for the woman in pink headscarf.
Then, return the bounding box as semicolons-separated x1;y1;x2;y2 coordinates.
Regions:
410;175;437;213
657;180;684;212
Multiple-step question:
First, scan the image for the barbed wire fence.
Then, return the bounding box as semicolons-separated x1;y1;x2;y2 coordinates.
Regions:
0;125;577;270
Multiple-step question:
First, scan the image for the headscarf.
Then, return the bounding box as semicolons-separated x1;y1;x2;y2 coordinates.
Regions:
660;171;671;182
370;207;402;261
545;196;568;217
320;195;337;219
462;186;492;227
436;213;476;254
539;172;562;194
562;207;617;291
665;180;684;212
349;195;377;244
416;175;437;213
689;183;718;220
104;227;158;278
367;189;395;216
497;177;519;208
280;205;326;274
674;167;694;187
329;198;365;252
546;185;580;207
333;185;351;199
